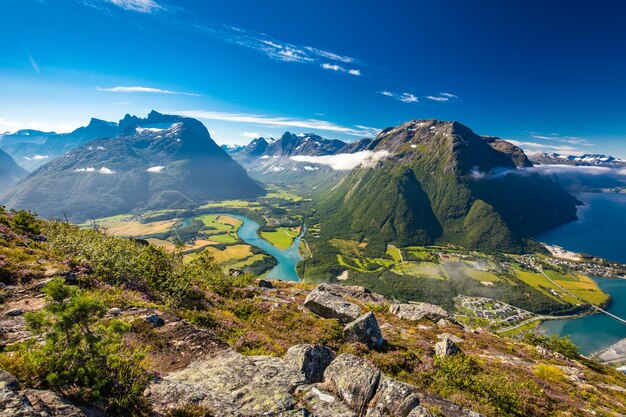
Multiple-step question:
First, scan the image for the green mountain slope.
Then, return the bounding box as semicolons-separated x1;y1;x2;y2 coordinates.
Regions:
318;119;578;252
3;111;264;221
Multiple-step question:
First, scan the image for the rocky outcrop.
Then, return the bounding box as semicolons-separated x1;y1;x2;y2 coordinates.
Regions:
322;354;381;416
343;312;384;348
0;370;87;417
389;303;452;323
284;344;336;383
320;284;387;305
148;349;305;416
304;285;362;324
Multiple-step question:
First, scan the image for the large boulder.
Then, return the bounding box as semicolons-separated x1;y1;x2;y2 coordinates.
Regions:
284;344;336;383
148;349;306;416
435;336;461;357
320;284;387;305
343;313;384;349
304;285;361;324
365;376;421;417
407;408;436;416
322;354;381;416
389;303;451;323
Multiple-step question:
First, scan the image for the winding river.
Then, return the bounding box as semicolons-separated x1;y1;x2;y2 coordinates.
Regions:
227;214;302;282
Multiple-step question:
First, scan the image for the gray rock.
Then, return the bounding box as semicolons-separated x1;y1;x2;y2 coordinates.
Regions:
365;376;421;417
407;407;435;417
107;307;122;316
284;344;336;383
435;336;460;357
304;285;361;324
145;313;164;327
0;371;86;417
389;303;450;323
322;354;381;416
295;385;357;417
23;389;87;417
343;312;384;349
320;284;387;305
148;349;306;416
5;309;24;317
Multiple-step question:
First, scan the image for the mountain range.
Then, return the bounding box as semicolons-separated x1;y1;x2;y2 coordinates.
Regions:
3;111;263;221
0;118;120;171
530;152;626;168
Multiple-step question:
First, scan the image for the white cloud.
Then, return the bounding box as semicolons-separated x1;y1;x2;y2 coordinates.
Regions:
291;150;390;170
21;44;40;74
526;132;593;146
241;131;260;138
96;86;200;96
322;63;342;72
379;91;419;103
321;63;361;76
440;92;458;98
618;169;626;176
176;110;381;137
303;166;319;171
426;95;449;102
147;166;165;173
23;154;48;161
304;47;354;63
196;25;362;75
73;166;115;174
106;0;161;13
507;140;583;155
399;93;419;103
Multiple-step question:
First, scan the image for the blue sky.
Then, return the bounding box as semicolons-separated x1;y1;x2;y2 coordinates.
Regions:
2;0;626;157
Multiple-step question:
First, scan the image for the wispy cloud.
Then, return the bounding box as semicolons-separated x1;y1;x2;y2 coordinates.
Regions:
378;91;419;103
195;24;363;75
321;63;360;76
176;110;380;137
21;44;40;74
96;86;200;96
399;93;418;103
426;95;448;102
525;131;593;146
426;92;459;102
241;131;260;138
506;139;583;155
105;0;161;13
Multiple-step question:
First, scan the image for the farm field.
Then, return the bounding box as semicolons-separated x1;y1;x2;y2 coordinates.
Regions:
260;227;300;250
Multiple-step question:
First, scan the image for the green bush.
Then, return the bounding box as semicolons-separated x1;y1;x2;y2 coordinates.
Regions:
521;332;580;359
0;278;150;415
10;209;41;236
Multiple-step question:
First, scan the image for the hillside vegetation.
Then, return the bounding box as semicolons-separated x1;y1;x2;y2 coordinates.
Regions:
0;209;624;416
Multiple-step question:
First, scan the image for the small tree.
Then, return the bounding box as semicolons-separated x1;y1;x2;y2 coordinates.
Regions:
10;209;41;236
1;278;150;415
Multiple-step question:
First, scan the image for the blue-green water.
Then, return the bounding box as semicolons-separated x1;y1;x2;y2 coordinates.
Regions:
227;214;302;282
542;278;626;355
536;193;626;354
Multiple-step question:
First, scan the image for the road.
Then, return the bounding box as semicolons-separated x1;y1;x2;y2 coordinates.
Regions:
538;266;626;326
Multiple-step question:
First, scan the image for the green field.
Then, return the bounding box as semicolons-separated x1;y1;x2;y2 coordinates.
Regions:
464;268;501;283
260;227;300;250
386;245;402;262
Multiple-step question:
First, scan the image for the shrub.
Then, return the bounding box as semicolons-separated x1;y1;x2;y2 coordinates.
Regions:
0;278;151;416
521;332;579;359
9;209;41;236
